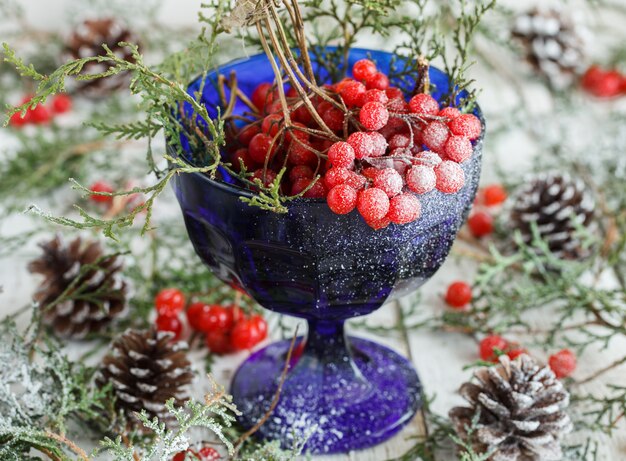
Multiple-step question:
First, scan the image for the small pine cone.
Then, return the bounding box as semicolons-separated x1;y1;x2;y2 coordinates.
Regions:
509;172;595;260
28;236;128;339
512;8;586;89
64;18;140;97
96;329;194;429
449;354;572;461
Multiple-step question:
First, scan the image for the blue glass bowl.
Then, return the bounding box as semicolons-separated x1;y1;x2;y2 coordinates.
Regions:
170;47;484;454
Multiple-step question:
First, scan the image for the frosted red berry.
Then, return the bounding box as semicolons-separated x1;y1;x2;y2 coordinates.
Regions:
348;131;387;159
327;184;358;215
549;349;577;379
357;187;390;221
352;59;377;82
389;134;410;150
249;133;276;163
366;72;390;90
468;211;493;238
445;135;473;163
445;281;472;308
387;193;421;224
422;121;450;152
385;87;404;100
362;89;389;105
406;165;436;194
479;335;508;362
372;168;403;197
251;82;274;111
52;94;72;113
438;106;461;120
435;161;465;193
408;93;439;116
198;447;221;460
482;184;507;206
328;141;355;168
323;167;350;190
344;171;367;190
448;114;481;140
359;101;389;131
89;181;114;203
156;314;183;340
340;80;366;107
155;288;186;316
365;215;391;230
414;151;442;168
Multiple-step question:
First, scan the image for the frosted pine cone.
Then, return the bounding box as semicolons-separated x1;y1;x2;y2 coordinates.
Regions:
449;354;572;461
95;329;194;429
28;236;128;339
509;172;595;260
512;8;586;89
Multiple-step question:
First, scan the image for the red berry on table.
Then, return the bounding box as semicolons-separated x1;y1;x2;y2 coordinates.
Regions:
328;141;355;168
231;315;267;350
261;113;283;137
29;104;51;124
360;101;389;131
387;193;421;224
248;133;276;164
422;121;450;152
468;211;494;238
198;447;221;460
406;165;436;194
372;168;403;198
482;184;507;206
89;181;114;203
357;187;390;221
289;165;315;182
479;335;508;362
251;82;274;112
206;329;232;355
155;288;186;316
434;161;465;194
408;93;439;116
549;349;577;379
156;314;183;340
352;59;377;82
444;281;472;308
362;89;389;105
339;80;366;107
444;135;473;163
51;94;72;113
448;113;481;140
327;184;358;215
438;106;461;120
366;72;390;90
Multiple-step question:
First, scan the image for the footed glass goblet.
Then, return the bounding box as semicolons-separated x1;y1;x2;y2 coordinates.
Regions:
170;48;484;454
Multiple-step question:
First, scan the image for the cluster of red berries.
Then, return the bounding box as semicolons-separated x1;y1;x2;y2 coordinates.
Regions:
581;65;626;99
153;288;268;354
479;335;577;379
9;94;72;127
467;183;507;238
228;59;482;229
173;446;220;461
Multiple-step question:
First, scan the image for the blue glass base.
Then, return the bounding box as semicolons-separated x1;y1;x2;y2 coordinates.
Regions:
231;336;422;454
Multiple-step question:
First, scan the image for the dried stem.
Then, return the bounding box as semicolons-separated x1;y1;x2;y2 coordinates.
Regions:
44;431;89;461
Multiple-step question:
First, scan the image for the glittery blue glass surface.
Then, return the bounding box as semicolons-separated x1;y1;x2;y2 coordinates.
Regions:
170;48;484;454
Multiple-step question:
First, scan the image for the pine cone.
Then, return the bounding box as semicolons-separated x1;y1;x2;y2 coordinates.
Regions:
509;172;595;260
95;329;194;428
28;236;128;339
64;18;140;97
449;354;572;461
512;8;586;89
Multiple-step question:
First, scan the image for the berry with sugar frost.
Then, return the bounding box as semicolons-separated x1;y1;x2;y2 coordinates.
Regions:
406;165;436;194
357;187;390;221
372;168;403;197
444;135;473;163
387;193;421;224
448;113;481;140
328;141;355;168
422;121;450;152
327;184;358;215
480;335;508;362
434;161;465;193
549;349;577;379
360;101;389;131
353;59;378;82
408;93;439;116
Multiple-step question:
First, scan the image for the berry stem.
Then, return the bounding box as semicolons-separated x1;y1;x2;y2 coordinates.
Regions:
413;55;430;95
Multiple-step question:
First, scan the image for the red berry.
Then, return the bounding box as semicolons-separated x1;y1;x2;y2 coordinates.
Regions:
362;89;389;105
321;107;345;131
251;82;275;112
444;135;473;163
372;168;403;198
9;110;29;127
385;87;404;100
359;101;389;131
231;148;253;172
365;216;391;230
445;281;472;308
357;187;390;221
89;181;114;204
422;121;450;152
408;93;439;116
237;124;261;146
347;131;388;159
388;134;410;150
285;122;309;145
206;329;232;355
252;168;278;188
352;59;377;82
344;171;367;190
548;349;577;379
51;94;72;113
468;211;494;237
261;113;283;137
581;65;623;98
507;347;528;360
289;165;315;182
482;184;507;206
231;316;267;350
448;114;481;140
323;167;350;190
155;288;186;316
187;301;206;330
292;177;326;198
434;161;465;193
288;142;318;166
340;80;366;107
366;72;390;90
173;450;197;461
438;106;461;120
479;335;508;362
414;151;442;167
328;141;355;168
198;447;221;461
248;133;276;164
327;184;357;215
406;165;436;194
29;104;51;124
197;304;230;333
387;193;421;224
224;304;245;327
156;314;183;340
